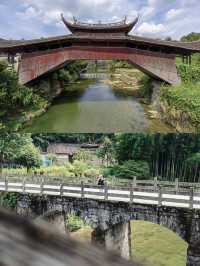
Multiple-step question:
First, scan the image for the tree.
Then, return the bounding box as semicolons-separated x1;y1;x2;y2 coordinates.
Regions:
0;61;47;131
0;133;32;173
111;160;150;179
15;143;42;173
181;32;200;42
74;150;92;162
97;137;115;166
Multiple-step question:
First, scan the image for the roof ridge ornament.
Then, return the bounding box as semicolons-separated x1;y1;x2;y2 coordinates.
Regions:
61;13;139;35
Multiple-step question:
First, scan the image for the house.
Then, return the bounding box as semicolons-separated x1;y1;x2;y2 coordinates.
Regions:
46;143;81;163
44;143;101;165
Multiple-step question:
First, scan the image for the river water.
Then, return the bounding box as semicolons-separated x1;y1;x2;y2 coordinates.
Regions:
23;78;174;133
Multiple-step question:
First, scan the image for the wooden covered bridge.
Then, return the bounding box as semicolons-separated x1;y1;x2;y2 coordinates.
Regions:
0;14;200;85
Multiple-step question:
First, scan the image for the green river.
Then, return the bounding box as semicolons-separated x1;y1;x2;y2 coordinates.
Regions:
23;78;174;133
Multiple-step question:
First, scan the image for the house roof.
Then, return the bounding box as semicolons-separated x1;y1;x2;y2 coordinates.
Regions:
47;143;80;155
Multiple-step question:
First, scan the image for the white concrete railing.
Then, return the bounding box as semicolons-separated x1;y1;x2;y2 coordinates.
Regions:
0;180;200;210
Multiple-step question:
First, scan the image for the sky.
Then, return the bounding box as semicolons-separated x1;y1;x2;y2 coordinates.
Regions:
0;0;199;40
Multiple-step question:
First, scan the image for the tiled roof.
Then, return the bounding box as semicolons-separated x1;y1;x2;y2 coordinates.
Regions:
0;33;200;53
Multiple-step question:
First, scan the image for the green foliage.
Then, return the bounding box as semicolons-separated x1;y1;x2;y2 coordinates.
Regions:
34;165;75;178
115;134;154;163
15;143;42;172
109;160;150;179
113;134;200;182
177;64;200;84
67;215;85;232
0;134;42;172
139;75;153;101
97;136;115;165
46;153;57;163
186;153;200;166
74;150;92;162
72;160;89;177
181;32;200;42
0;61;47;131
0;133;32;164
0;192;18;209
160;82;200;129
58;60;88;84
58;69;72;83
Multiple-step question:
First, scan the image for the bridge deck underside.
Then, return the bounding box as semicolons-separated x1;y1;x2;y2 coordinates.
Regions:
19;46;181;85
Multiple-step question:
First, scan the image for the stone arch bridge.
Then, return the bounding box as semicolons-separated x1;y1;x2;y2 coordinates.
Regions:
0;14;200;86
1;178;200;265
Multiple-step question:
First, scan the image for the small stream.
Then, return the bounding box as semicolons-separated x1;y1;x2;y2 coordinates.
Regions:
23;77;174;133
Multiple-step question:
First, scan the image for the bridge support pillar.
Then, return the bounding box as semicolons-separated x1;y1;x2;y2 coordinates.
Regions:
91;222;131;260
187;244;200;266
186;212;200;266
45;211;68;234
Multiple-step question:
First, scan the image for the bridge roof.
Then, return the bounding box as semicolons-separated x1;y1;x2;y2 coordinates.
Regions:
0;33;200;55
61;14;138;35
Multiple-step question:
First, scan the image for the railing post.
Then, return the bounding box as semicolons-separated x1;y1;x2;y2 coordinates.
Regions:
104;182;108;201
175;178;179;193
130;183;134;203
158;186;162;207
22;178;26;194
189;187;194;209
154;177;158;191
40;181;44;196
60;183;64;197
81;181;84;198
133;176;137;187
5;178;8;192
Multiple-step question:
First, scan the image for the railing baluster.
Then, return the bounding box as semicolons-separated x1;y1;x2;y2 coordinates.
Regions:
40;181;44;195
60;183;64;197
5;178;8;192
104;182;108;201
158;186;162;207
189;188;194;209
22;178;26;194
133;176;137;187
154;177;158;191
175;178;179;193
130;184;134;203
81;181;84;198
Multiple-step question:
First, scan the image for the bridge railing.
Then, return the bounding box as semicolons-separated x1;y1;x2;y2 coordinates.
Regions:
80;73;111;79
0;174;200;190
0;179;200;210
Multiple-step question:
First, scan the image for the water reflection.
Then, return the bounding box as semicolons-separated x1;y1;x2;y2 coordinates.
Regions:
23;79;174;133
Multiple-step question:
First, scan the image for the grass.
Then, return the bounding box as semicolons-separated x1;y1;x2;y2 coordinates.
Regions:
161;82;200;130
71;221;187;266
132;221;187;266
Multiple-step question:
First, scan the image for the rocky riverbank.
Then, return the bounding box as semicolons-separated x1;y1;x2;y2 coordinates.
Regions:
103;68;144;96
149;81;198;133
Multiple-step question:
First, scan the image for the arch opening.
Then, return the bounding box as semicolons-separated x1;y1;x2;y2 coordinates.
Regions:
131;220;188;266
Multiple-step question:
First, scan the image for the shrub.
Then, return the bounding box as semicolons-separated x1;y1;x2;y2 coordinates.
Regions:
160;82;200;129
106;160;150;179
177;64;200;84
139;75;153;101
67;215;85;232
